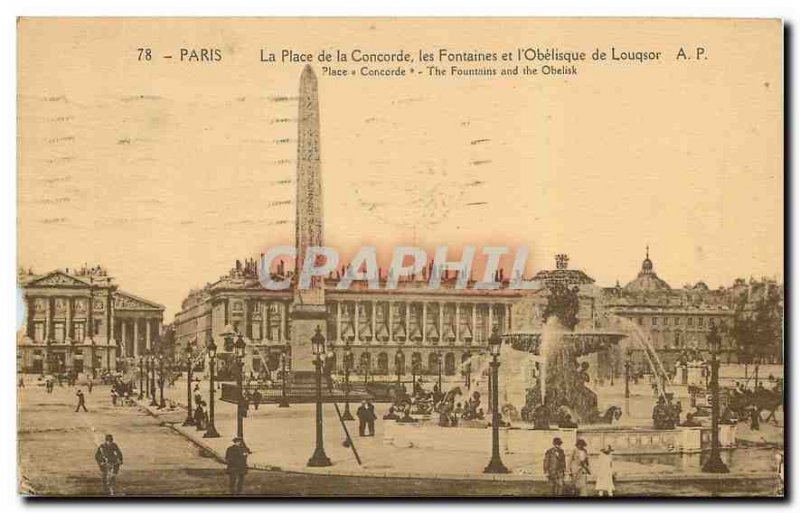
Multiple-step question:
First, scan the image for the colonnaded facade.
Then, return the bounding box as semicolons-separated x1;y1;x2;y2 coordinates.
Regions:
17;265;165;375
174;258;519;382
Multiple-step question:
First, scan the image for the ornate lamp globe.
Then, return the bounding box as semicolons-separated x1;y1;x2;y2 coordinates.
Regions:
311;325;325;356
234;333;246;359
488;327;502;357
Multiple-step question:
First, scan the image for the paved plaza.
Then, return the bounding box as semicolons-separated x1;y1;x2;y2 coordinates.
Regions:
17;376;782;497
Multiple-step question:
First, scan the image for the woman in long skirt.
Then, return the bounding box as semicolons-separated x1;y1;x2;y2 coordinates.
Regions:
595;445;615;497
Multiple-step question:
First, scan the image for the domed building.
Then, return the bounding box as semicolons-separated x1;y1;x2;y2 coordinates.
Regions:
623;247;671;293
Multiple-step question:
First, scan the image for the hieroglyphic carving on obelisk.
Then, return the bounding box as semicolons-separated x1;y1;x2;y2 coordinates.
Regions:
294;64;325;307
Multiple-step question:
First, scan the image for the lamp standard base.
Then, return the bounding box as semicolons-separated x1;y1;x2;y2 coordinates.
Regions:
702;453;730;474
203;425;221;439
149;399;158;407
182;415;195;426
483;458;510;474
307;448;332;467
342;408;354;421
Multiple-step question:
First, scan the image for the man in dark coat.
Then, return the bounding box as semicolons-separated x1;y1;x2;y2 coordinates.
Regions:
75;390;88;412
95;434;123;495
356;401;369;436
365;400;377;436
543;437;566;496
225;437;250;495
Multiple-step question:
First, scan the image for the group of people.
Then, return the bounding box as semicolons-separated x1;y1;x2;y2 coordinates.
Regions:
543;437;615;497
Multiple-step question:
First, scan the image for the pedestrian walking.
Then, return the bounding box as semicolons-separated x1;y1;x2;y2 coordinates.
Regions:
366;400;377;436
88;378;93;394
75;390;88;412
95;434;123;495
111;389;118;407
252;389;262;410
595;445;615;497
225;437;249;495
194;402;206;430
569;438;591;496
357;400;369;436
18;376;24;388
543;437;567;496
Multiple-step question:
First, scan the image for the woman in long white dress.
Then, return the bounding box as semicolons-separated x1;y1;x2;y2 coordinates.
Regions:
595;445;615;497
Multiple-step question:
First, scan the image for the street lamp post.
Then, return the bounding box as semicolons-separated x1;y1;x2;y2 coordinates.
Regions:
702;323;729;474
484;327;509;474
342;344;354;421
279;343;290;408
232;332;247;446
464;355;471;389
138;355;144;400
307;326;332;467
624;350;632;399
158;353;166;409
183;342;195;426
395;349;403;388
149;354;158;407
204;335;221;438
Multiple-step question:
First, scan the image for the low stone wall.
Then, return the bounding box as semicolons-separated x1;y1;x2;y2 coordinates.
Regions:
384;421;736;456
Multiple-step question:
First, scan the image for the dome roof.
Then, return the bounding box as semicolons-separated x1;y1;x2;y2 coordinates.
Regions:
623;247;671;292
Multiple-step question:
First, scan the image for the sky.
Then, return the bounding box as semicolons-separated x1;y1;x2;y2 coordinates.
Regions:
17;18;783;318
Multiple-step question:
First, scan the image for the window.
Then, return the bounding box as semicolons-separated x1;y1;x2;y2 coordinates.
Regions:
444;353;456;375
688;317;694;327
377;352;389;375
652;317;657;326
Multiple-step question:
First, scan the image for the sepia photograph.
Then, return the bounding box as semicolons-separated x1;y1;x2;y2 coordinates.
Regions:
15;17;784;498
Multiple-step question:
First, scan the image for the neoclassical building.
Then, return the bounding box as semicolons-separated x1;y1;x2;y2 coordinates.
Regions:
174;258;520;382
18;266;164;375
600;250;736;369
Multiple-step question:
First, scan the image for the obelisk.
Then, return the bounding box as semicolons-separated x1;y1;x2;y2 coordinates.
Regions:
290;65;328;371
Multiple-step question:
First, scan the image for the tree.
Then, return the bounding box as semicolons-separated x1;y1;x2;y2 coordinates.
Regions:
732;281;784;365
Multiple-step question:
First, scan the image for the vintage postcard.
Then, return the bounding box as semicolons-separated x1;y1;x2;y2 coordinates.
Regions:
16;18;784;498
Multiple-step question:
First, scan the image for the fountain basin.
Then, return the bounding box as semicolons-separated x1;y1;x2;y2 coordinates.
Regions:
383;420;736;456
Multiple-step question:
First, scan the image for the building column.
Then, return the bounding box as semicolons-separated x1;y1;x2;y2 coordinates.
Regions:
279;302;286;342
354;301;360;341
488;304;494;338
422;302;427;344
471;304;477;343
244;300;251;340
26;297;35;339
134;319;141;355
336;302;343;343
261;302;268;342
438;302;444;343
455;303;461;344
45;297;53;343
371;301;377;343
145;318;151;357
224;298;230;326
404;302;411;342
66;297;73;343
506;304;512;330
388;301;394;342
